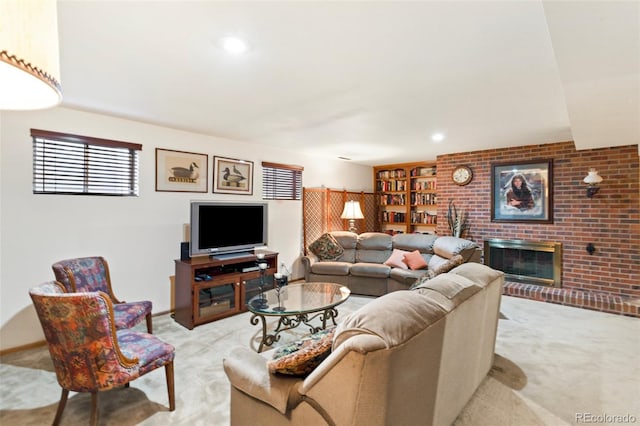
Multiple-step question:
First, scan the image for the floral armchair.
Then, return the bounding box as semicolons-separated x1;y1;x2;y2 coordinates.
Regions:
51;256;153;333
29;281;175;425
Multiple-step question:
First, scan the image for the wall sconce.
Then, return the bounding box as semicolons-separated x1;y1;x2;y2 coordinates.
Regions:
583;168;603;198
340;200;364;234
0;0;63;110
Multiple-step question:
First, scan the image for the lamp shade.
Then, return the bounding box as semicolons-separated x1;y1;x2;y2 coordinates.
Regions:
341;201;365;220
583;168;603;185
0;0;62;110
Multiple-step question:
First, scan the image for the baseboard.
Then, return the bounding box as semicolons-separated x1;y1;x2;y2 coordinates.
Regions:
1;310;175;356
0;340;47;356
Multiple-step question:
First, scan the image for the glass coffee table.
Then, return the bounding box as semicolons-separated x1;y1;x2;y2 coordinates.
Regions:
247;282;351;352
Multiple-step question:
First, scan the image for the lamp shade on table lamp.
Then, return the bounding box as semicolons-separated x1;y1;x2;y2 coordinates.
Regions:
341;201;364;233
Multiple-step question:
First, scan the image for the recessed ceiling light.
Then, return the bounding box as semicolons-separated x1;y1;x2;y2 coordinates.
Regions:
431;133;444;142
221;36;248;54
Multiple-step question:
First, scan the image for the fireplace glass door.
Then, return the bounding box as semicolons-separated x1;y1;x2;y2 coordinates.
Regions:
484;239;562;287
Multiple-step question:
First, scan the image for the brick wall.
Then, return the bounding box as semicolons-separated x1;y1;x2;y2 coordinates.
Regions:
436;141;640;308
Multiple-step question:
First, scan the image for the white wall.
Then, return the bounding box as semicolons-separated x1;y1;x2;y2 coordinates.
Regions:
0;107;372;351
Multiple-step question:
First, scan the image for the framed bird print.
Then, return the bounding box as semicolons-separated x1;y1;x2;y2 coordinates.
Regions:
213;156;253;195
156;148;208;192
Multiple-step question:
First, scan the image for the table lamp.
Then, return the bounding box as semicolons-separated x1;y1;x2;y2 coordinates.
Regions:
341;200;364;233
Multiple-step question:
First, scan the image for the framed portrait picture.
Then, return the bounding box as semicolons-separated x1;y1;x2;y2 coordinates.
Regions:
491;159;553;223
156;148;208;193
213;156;253;195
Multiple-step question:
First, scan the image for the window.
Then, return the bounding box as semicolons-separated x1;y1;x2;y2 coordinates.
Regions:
32;129;141;196
262;162;303;200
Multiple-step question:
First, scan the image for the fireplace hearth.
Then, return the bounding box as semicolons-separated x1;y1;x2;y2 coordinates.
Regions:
484;239;562;287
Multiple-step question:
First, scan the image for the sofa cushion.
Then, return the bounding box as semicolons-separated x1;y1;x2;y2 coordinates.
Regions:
384;248;410;269
447;262;505;289
333;290;448;351
427;254;464;278
403;250;428;270
330;231;358;263
310;261;351;276
357;232;393;250
356;232;393;263
350;262;391;278
309;233;344;260
267;327;336;376
433;236;478;261
389;267;429;286
392;233;438;254
412;272;481;305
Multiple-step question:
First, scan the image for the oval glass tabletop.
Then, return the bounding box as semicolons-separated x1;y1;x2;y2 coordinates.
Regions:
247;282;350;315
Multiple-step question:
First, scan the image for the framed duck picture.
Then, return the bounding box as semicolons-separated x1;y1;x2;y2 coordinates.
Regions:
213;156;253;195
155;148;208;192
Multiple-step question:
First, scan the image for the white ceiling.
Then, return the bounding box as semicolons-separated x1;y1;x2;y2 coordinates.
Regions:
56;1;639;166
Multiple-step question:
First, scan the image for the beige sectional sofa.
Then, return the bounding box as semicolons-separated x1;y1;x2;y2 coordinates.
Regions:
223;262;504;426
301;231;481;296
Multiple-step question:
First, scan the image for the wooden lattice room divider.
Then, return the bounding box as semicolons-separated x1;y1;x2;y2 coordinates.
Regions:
302;187;376;254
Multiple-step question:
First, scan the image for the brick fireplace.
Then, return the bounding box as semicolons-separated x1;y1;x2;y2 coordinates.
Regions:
435;141;640;317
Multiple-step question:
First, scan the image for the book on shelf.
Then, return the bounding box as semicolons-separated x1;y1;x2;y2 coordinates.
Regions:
411;180;437;191
379;194;406;205
410;166;437;177
377;168;407;179
411;193;437;205
381;211;406;223
377;180;406;192
410;211;437;225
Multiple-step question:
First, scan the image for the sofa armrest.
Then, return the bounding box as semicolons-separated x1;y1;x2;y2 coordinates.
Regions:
300;334;385;393
433;236;479;262
223;346;301;414
300;255;317;281
468;247;482;263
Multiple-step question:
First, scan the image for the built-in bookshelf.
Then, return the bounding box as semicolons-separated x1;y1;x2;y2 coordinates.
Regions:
373;162;437;234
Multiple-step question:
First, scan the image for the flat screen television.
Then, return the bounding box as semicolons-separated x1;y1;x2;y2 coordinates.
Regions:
190;201;268;259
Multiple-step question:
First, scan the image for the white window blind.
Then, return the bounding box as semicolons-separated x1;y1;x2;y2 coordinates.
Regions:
32;129;142;196
262;162;303;200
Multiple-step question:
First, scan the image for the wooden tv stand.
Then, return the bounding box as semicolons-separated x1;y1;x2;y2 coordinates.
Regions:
173;251;278;329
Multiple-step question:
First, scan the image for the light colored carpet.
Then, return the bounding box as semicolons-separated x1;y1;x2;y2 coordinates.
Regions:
1;295;638;425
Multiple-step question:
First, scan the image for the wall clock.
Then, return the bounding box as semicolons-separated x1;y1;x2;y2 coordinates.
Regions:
452;165;473;186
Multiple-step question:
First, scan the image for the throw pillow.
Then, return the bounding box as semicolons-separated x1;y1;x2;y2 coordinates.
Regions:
383;248;409;269
403;250;428;270
309;233;344;261
267;327;336;376
429;254;464;278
